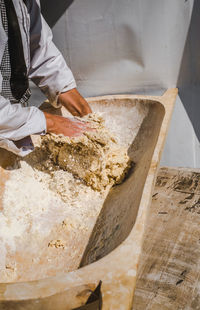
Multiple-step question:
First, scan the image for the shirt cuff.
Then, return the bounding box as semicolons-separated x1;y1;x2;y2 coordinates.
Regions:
26;106;47;136
0;139;34;157
0;108;47;157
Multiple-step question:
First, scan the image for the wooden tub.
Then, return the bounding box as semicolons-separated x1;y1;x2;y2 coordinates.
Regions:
0;89;177;310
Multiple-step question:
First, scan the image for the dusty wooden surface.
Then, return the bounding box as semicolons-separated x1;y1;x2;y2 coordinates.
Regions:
132;167;200;310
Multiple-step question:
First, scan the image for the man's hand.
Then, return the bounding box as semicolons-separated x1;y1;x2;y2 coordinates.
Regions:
58;88;92;117
44;112;91;137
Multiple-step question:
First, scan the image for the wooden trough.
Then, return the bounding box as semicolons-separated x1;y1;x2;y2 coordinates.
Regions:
0;88;177;309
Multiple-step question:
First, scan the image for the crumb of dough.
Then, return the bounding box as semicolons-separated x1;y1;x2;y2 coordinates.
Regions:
48;239;65;249
5;264;15;271
41;113;131;191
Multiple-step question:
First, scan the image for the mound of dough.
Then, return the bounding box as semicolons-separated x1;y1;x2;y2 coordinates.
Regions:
41;113;131;191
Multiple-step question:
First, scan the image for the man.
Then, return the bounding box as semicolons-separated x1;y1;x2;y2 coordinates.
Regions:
0;0;92;157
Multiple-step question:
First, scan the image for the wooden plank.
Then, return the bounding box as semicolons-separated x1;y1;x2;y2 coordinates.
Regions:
132;167;200;310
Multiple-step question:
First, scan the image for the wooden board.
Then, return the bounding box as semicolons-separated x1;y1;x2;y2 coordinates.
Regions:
132;167;200;310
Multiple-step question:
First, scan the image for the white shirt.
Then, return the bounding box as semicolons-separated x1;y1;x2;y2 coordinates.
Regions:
0;0;76;156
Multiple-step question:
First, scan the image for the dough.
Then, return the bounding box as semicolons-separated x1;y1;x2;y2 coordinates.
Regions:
41;113;131;191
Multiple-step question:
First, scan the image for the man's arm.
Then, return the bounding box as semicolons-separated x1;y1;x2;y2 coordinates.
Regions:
58;88;92;117
0;94;91;156
0;1;91;157
28;0;91;117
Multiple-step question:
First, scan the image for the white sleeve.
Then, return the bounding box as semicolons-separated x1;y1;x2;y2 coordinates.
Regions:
28;0;76;108
0;95;46;156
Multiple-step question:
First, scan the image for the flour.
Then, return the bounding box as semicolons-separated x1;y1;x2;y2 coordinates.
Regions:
1;155;105;282
0;112;132;282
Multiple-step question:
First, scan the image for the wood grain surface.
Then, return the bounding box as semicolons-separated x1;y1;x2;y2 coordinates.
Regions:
132;167;200;310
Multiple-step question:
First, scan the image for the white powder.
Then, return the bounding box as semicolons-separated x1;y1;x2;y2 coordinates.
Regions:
0;100;148;282
1;158;105;282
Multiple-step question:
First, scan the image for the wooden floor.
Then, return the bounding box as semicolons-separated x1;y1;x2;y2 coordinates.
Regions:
132;167;200;310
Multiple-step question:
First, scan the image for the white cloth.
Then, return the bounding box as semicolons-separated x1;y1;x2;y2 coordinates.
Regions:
0;0;76;156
